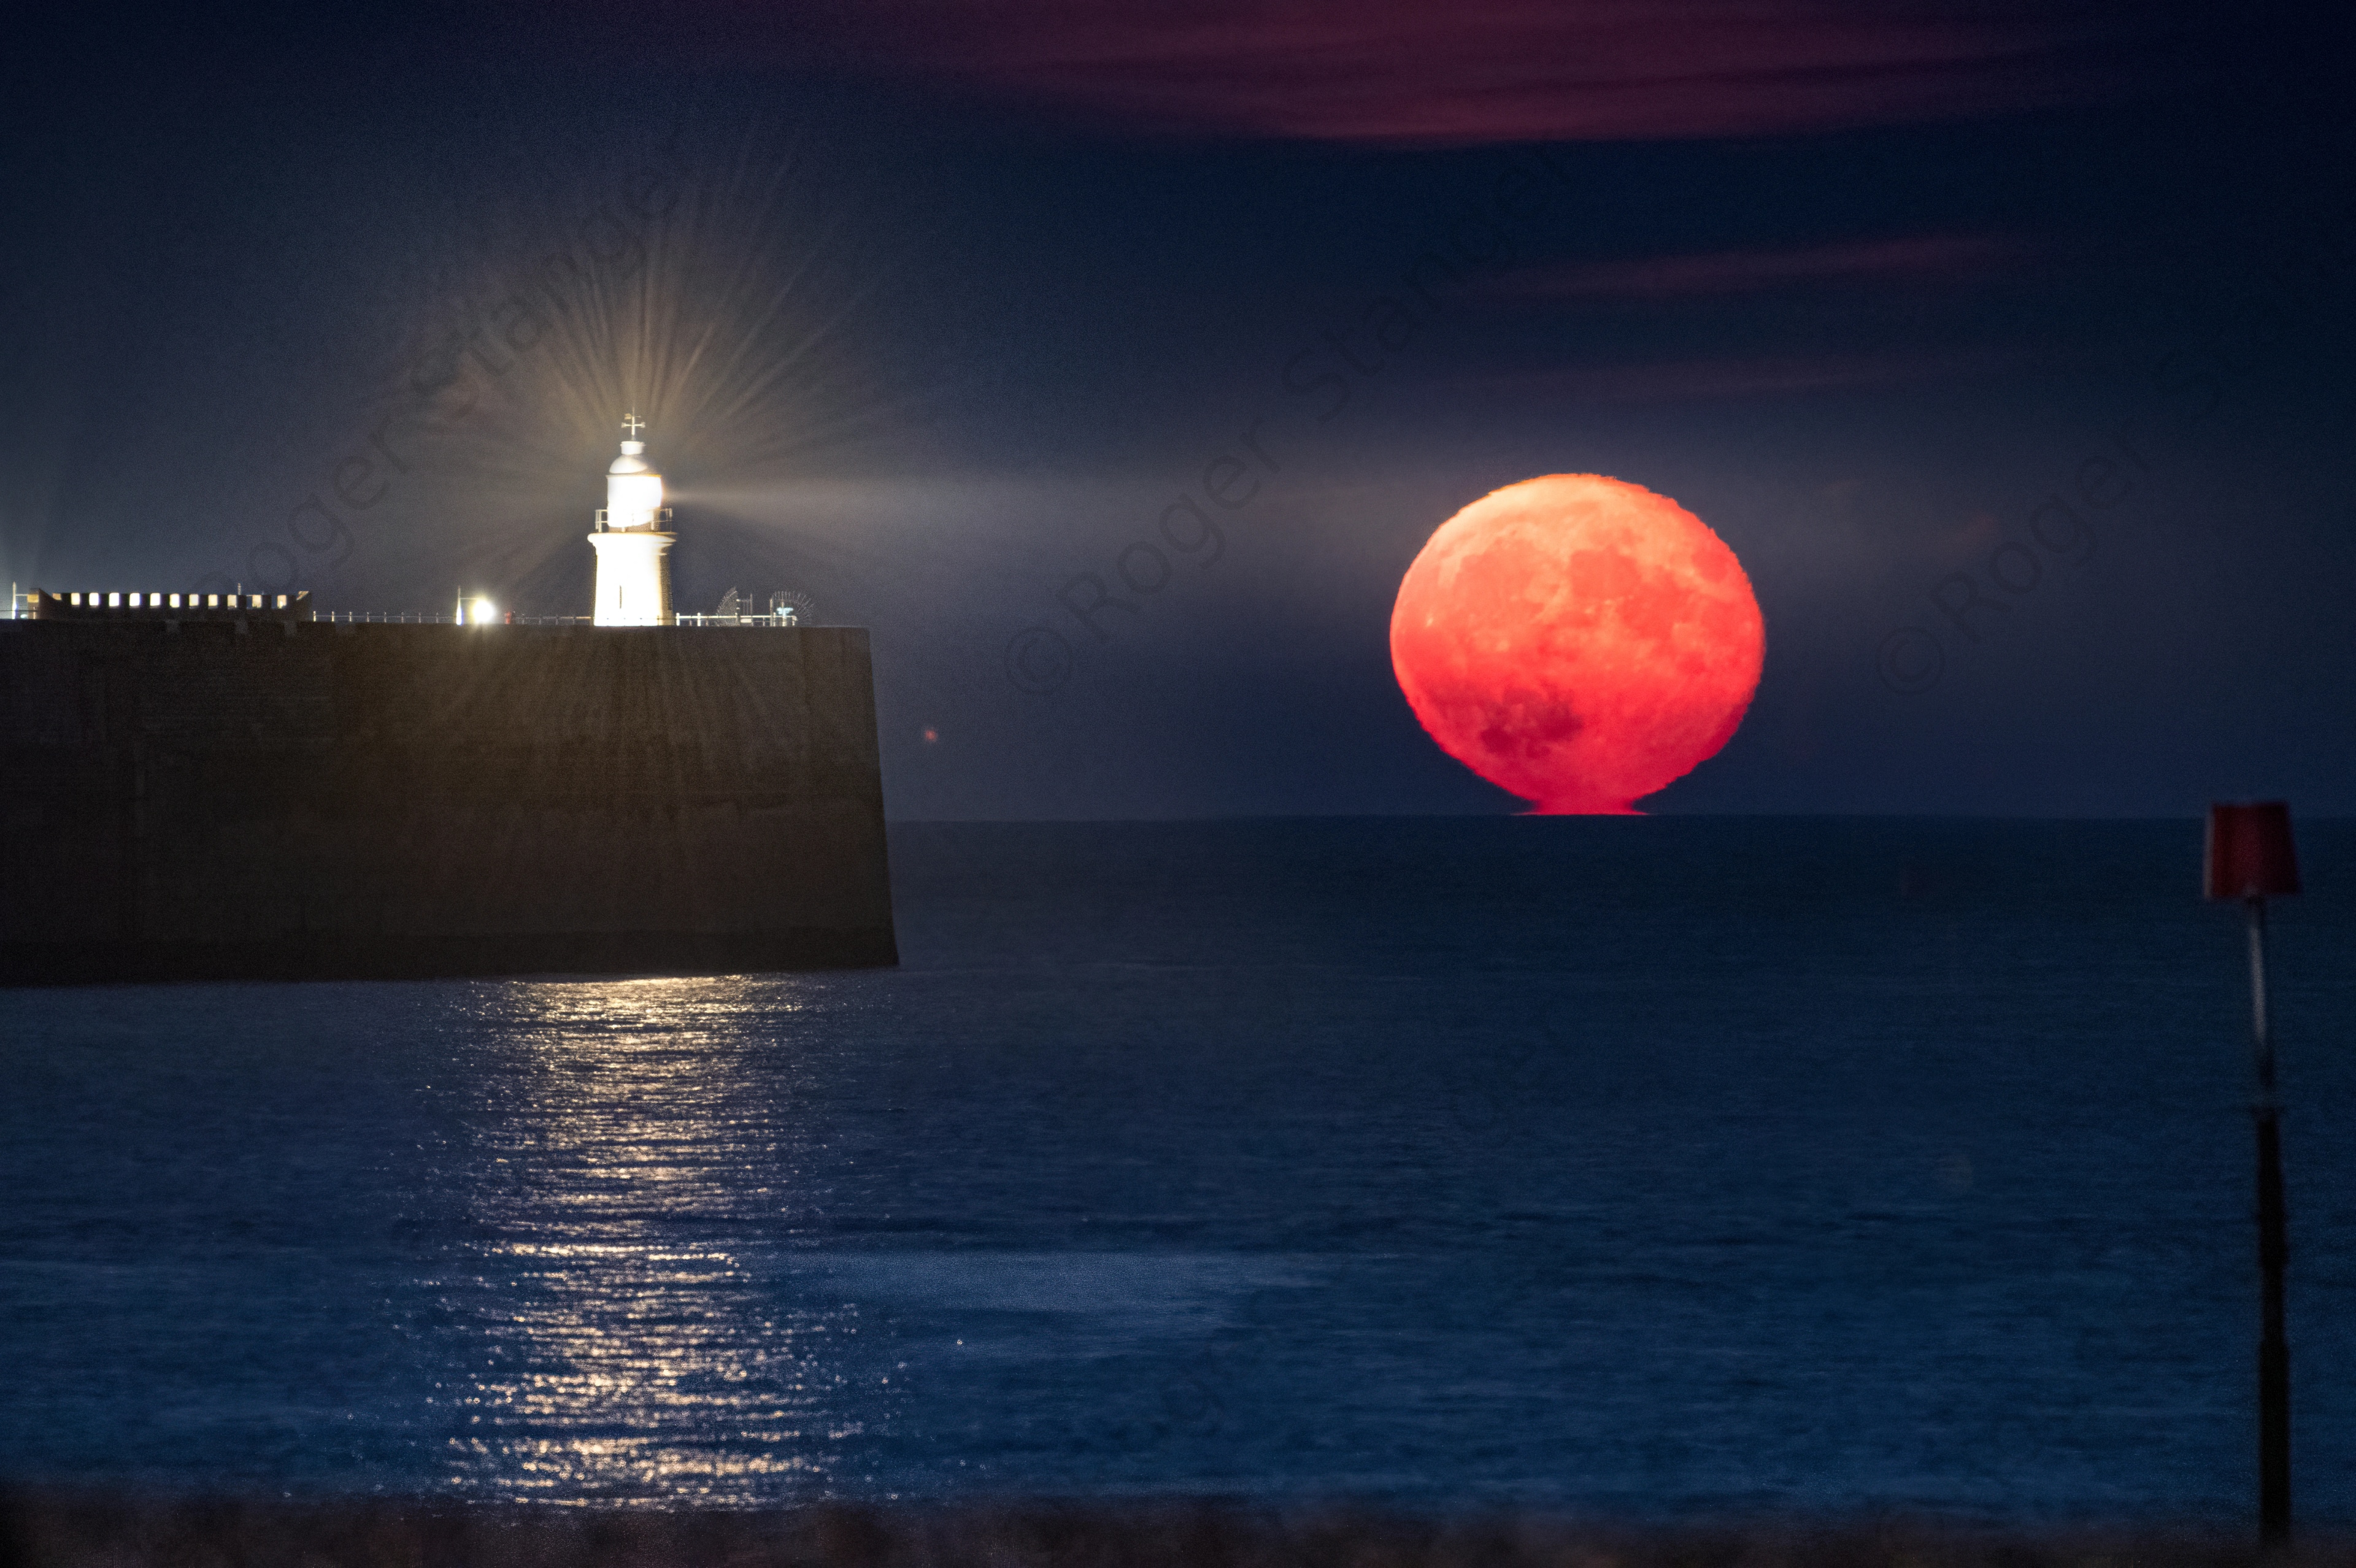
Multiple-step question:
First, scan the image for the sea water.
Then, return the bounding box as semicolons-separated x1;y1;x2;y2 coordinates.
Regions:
3;818;2351;1520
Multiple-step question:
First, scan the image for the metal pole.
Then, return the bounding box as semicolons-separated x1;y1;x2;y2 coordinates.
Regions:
2247;894;2290;1547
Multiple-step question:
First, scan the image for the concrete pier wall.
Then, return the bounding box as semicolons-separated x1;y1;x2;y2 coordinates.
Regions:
0;620;896;983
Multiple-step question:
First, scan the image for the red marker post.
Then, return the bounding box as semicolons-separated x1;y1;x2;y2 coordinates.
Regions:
2204;801;2300;1548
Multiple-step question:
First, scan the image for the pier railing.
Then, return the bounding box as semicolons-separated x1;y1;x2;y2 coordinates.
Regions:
310;609;461;625
10;589;801;627
306;612;802;627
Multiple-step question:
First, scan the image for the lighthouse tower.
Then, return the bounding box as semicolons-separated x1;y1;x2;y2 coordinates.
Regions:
588;415;676;626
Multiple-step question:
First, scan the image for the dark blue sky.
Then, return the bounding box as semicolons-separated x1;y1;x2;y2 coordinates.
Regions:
5;1;2350;818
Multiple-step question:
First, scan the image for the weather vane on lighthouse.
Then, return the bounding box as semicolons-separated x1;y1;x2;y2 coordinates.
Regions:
588;413;675;626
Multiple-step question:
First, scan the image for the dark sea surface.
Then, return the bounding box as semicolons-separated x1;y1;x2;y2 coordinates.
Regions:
4;818;2352;1520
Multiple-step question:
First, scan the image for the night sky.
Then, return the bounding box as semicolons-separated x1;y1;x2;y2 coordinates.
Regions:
7;2;2351;820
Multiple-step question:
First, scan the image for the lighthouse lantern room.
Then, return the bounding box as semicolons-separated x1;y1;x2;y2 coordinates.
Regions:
588;415;676;626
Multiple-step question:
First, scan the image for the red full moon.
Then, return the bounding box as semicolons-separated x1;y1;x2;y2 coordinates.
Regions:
1390;474;1765;814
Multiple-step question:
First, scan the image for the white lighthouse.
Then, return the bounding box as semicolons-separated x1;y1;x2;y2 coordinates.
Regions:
587;415;676;626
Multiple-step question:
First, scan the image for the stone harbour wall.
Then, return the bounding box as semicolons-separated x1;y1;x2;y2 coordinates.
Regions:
0;620;896;983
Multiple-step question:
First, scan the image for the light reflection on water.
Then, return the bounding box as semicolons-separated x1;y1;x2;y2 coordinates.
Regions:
434;978;881;1504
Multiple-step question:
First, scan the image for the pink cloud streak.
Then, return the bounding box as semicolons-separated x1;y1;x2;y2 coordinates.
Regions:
1493;233;2033;299
766;0;2173;144
1460;347;2027;402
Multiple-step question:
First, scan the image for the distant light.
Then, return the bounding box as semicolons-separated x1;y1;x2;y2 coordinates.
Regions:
469;597;498;626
